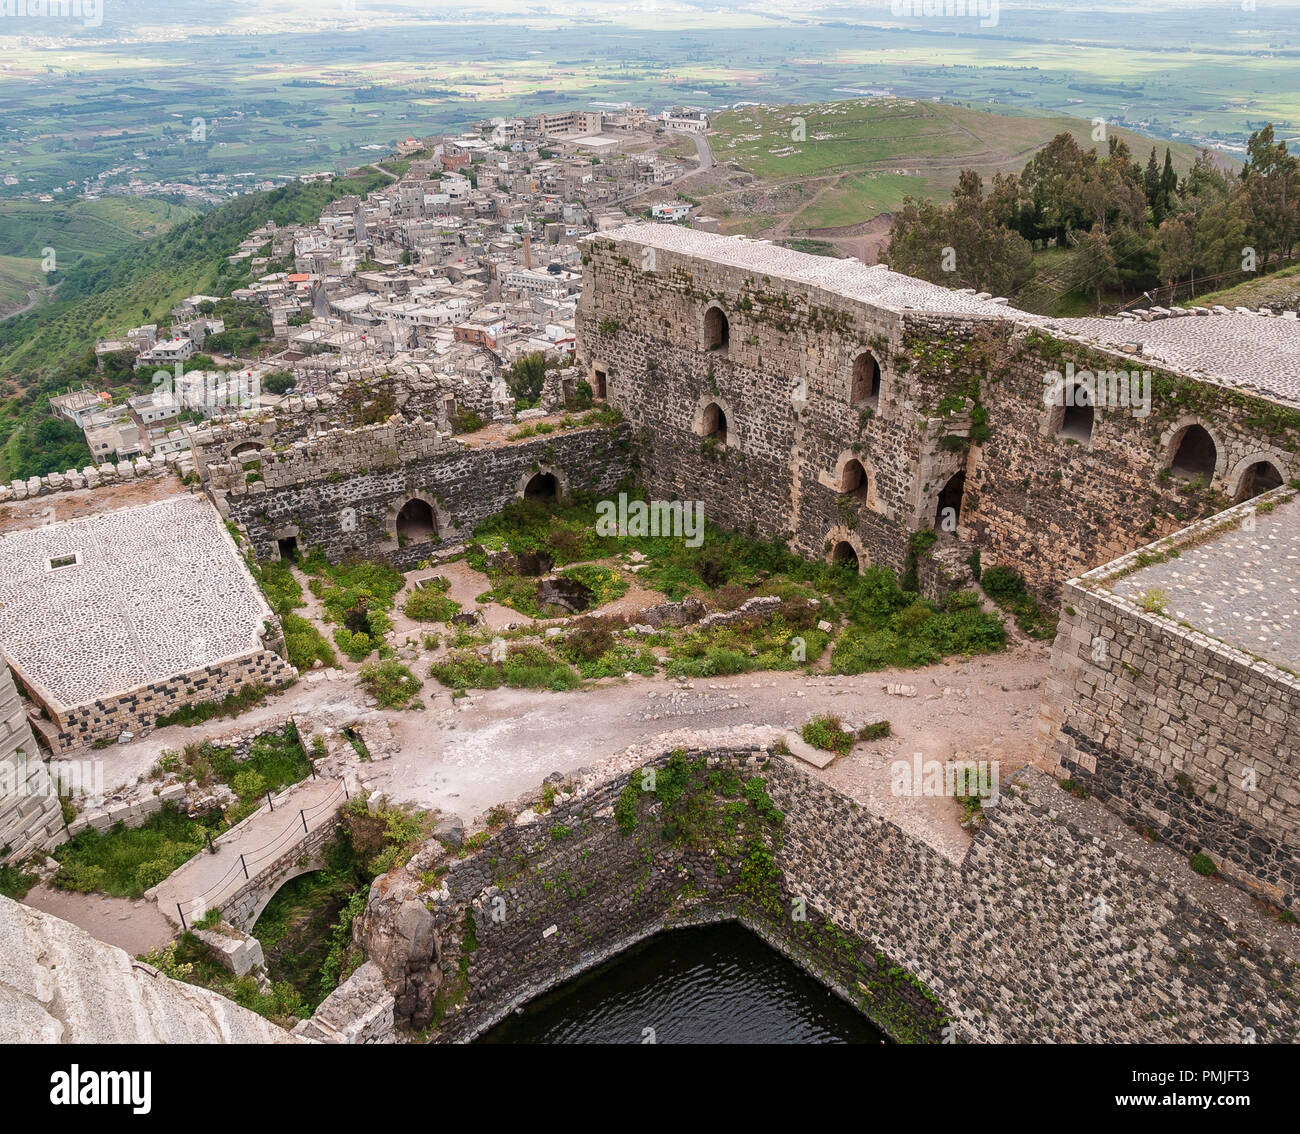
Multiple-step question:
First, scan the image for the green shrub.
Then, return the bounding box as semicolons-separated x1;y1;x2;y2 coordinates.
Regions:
232;767;267;801
0;863;38;899
429;650;502;691
283;613;338;670
858;720;892;741
359;660;424;708
1190;853;1218;877
977;565;1056;640
135;858;175;891
403;586;462;623
52;804;220;899
558;564;628;608
802;714;855;756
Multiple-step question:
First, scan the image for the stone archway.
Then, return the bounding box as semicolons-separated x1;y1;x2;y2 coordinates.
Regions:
386;492;443;547
827;450;879;510
271;524;300;563
935;471;965;533
850;350;881;405
824;526;867;574
1160;417;1225;485
516;464;569;503
694;395;738;449
524;471;558;502
1228;451;1288;503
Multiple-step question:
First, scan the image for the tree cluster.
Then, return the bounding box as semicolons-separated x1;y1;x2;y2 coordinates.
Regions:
886;124;1299;308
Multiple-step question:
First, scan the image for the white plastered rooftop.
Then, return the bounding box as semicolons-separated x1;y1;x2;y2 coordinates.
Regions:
0;495;273;710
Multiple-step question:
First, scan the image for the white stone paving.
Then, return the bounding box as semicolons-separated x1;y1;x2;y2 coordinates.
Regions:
1111;493;1300;671
0;495;272;709
1053;313;1300;408
597;223;1046;318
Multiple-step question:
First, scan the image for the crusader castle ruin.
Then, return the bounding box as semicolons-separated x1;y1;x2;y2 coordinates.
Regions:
2;225;1297;1043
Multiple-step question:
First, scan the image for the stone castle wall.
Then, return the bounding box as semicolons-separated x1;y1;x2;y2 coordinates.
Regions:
577;232;1300;598
362;744;1300;1044
910;319;1300;599
0;451;186;505
207;417;633;569
34;648;297;753
1036;491;1300;909
0;668;67;864
576;235;927;576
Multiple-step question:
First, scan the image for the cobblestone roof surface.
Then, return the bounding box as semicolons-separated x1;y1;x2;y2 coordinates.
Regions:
1053;313;1300;408
597;224;1046;319
1111;493;1300;672
0;495;272;709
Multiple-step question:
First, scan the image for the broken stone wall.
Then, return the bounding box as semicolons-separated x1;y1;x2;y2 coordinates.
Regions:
214;420;633;569
577;234;1300;599
576;234;923;576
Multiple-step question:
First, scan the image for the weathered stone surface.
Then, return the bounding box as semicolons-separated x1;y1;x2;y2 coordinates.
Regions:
359;743;1300;1045
1038;489;1300;907
293;961;394;1044
0;895;298;1044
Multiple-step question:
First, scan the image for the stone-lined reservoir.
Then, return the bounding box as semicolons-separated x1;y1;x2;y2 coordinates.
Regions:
479;922;885;1044
345;741;1300;1045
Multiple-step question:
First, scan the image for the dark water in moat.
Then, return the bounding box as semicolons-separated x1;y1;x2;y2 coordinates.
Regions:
479;923;886;1044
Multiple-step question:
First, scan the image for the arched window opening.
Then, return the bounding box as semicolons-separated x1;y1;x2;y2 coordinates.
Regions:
701;402;728;445
1169;425;1217;483
935;471;965;533
1236;461;1283;503
831;541;859;572
851;351;881;405
1058;384;1094;441
841;458;868;501
396;498;437;543
524;472;558;502
704;306;729;352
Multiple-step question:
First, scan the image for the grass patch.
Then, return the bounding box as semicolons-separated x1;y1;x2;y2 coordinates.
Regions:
403;576;462;623
429;642;579;692
52;804;224;899
978;566;1057;640
472;497;1009;677
666;604;829;678
155;682;270;729
831;582;1005;673
282;613;338;671
304;551;405;661
802;714;856;756
0;862;37;899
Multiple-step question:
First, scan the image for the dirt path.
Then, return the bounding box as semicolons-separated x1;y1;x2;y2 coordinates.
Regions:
21;883;174;956
376;641;1050;858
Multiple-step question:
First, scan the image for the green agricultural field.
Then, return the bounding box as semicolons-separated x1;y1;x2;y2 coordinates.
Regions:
0;8;1293;199
0;198;197;263
708;99;1214;240
0;255;43;312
